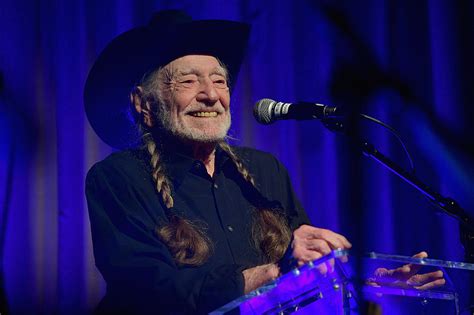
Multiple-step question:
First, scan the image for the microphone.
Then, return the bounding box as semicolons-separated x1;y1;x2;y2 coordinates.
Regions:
253;98;342;125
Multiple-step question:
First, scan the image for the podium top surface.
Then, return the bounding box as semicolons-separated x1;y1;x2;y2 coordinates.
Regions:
211;250;473;314
366;251;474;271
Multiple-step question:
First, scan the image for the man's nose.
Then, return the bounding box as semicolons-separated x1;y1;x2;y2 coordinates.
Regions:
196;78;219;104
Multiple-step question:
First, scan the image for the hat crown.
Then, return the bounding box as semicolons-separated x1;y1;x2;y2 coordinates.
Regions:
148;10;192;29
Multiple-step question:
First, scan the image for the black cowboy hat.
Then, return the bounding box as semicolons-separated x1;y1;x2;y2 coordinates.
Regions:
84;10;250;149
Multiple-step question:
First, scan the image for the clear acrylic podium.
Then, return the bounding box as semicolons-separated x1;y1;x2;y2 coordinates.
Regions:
210;250;474;314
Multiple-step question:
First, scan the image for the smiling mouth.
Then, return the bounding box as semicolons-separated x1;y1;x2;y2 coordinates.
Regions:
190;111;219;117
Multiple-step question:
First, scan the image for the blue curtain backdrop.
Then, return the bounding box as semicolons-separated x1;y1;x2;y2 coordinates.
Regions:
1;0;473;313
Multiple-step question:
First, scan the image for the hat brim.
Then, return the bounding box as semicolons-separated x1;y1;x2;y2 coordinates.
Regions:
84;17;250;149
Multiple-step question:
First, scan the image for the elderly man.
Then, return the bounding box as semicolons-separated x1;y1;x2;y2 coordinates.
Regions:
84;10;352;314
84;10;447;315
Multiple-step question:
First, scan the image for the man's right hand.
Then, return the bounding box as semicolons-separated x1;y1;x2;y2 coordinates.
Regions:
243;225;351;294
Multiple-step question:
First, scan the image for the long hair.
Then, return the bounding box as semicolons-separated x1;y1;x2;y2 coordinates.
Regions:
135;65;292;266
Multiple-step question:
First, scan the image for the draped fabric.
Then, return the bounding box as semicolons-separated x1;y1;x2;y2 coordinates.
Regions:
1;0;473;313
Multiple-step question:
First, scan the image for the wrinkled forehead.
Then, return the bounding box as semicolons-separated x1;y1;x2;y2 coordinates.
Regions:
163;55;228;78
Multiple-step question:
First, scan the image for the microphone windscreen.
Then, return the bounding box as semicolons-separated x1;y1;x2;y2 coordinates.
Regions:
253;98;275;124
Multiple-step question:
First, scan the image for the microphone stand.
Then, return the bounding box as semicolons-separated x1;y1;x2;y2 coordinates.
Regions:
323;118;474;309
358;140;474;258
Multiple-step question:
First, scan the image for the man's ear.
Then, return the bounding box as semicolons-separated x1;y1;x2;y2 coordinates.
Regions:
130;86;154;128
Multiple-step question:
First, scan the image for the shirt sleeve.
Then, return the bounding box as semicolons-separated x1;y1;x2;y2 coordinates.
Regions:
85;162;245;315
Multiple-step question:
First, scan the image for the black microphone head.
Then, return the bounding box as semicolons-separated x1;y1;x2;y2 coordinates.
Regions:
253;98;276;124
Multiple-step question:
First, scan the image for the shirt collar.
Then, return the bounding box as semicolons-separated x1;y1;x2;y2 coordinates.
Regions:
160;144;232;190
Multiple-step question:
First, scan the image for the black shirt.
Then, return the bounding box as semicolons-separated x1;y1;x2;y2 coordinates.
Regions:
85;146;309;314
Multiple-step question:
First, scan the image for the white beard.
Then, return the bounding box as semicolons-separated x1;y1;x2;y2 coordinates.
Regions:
157;106;231;143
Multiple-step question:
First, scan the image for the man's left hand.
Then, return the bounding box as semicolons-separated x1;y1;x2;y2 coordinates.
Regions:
368;251;446;290
291;225;352;270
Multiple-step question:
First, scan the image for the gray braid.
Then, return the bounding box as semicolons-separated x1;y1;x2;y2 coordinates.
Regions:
143;133;174;209
218;142;292;263
218;142;256;186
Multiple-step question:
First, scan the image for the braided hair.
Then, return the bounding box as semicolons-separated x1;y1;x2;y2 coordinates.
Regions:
218;142;292;263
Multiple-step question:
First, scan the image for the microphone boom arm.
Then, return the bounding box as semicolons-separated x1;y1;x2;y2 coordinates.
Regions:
323;118;474;262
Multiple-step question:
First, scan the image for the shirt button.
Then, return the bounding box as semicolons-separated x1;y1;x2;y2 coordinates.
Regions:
227;225;234;232
213;183;218;189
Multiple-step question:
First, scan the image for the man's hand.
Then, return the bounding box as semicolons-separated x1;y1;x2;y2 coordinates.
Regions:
243;226;351;293
368;251;446;290
242;264;280;294
291;225;352;270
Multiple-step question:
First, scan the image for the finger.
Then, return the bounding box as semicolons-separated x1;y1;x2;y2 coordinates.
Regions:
317;263;328;275
390;252;429;280
293;247;323;265
412;251;428;259
407;270;444;286
293;243;334;275
374;267;391;279
295;225;352;249
292;238;331;262
314;257;334;276
414;278;446;290
310;228;352;250
314;260;328;275
305;239;332;256
327;258;335;274
403;251;429;277
373;267;400;284
365;278;381;287
387;264;412;281
339;255;348;263
296;252;325;268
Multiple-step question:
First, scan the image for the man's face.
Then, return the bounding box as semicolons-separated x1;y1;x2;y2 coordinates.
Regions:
156;55;231;143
